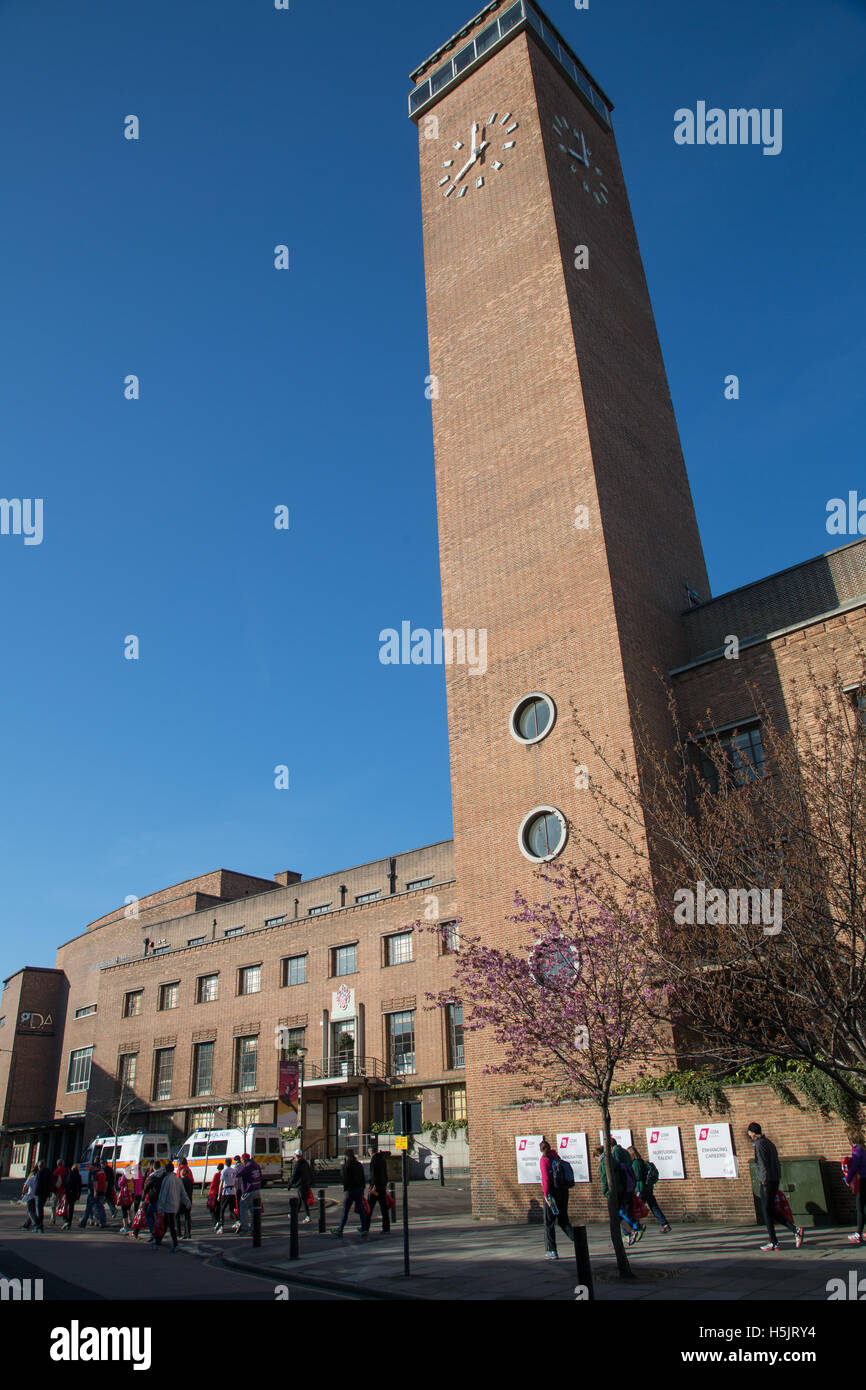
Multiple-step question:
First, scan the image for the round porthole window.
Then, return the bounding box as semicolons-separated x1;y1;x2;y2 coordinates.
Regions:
518;806;567;863
510;692;556;745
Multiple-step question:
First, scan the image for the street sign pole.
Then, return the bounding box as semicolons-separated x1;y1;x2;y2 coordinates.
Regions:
402;1146;410;1277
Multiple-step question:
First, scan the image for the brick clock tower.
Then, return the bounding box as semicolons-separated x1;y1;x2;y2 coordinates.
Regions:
409;2;709;1215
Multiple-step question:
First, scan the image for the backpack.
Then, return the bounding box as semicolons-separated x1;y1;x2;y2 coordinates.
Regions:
645;1161;659;1186
618;1160;636;1196
551;1154;575;1188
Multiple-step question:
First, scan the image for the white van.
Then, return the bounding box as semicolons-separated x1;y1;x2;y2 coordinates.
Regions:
174;1125;282;1187
80;1132;171;1189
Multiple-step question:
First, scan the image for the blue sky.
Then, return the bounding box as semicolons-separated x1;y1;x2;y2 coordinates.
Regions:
1;0;864;982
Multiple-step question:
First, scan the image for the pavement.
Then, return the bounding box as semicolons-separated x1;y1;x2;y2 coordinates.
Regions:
4;1179;864;1301
189;1184;866;1302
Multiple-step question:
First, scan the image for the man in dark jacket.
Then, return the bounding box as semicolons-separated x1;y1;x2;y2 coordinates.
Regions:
34;1161;53;1232
334;1150;368;1239
367;1147;390;1234
64;1164;83;1228
288;1151;313;1225
747;1122;804;1250
237;1153;262;1235
143;1161;167;1242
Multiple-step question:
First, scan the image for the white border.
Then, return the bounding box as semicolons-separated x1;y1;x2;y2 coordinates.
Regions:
509;691;557;745
517;805;567;862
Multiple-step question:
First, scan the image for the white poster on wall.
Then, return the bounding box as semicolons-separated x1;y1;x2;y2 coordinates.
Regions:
646;1126;685;1180
556;1132;591;1183
515;1135;545;1185
599;1128;632;1150
694;1122;738;1179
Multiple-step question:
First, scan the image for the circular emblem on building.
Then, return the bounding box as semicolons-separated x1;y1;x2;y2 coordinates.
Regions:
336;984;351;1012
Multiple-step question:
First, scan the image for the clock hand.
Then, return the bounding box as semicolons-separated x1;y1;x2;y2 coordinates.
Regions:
453;154;478;183
567;146;589;167
471;122;478;158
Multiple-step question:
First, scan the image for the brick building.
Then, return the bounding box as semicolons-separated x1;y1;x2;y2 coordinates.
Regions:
0;2;863;1228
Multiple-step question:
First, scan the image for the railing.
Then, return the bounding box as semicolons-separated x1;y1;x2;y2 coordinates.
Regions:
306;1055;388;1082
302;1132;379;1165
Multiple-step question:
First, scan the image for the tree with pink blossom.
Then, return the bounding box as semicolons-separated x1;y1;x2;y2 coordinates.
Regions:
425;865;668;1278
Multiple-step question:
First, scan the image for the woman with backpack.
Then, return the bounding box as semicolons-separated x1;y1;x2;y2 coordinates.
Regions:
842;1138;866;1245
596;1143;644;1245
628;1144;671;1233
539;1138;574;1259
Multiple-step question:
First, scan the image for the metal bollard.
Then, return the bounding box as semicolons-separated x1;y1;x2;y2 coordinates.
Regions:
439;1154;445;1187
388;1181;398;1223
318;1189;326;1233
573;1225;595;1301
252;1196;262;1249
288;1195;299;1260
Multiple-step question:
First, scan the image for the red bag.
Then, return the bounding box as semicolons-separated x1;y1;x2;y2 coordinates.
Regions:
386;1192;396;1210
56;1195;69;1219
841;1155;861;1195
131;1206;147;1234
632;1194;651;1222
305;1189;315;1208
153;1213;165;1241
361;1197;371;1217
774;1190;794;1225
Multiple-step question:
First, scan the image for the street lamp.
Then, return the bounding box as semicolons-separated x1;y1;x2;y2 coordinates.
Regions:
295;1047;307;1152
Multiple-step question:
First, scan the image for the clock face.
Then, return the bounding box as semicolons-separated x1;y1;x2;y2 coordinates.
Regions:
438;109;519;201
551;114;609;206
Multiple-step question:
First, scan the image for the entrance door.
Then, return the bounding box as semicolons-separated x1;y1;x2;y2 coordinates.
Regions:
10;1141;31;1179
328;1094;359;1156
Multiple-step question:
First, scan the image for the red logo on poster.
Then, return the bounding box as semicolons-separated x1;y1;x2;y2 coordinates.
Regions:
336;984;351;1011
699;1127;709;1141
560;1137;568;1148
651;1131;659;1143
519;1140;527;1151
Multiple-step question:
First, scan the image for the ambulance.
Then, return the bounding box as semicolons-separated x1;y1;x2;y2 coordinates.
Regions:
80;1132;172;1189
174;1124;283;1187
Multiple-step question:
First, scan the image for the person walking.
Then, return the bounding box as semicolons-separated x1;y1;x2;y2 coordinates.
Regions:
367;1148;390;1234
334;1149;369;1239
34;1160;53;1232
215;1158;238;1233
50;1158;67;1225
103;1161;118;1221
747;1122;804;1250
207;1165;224;1230
131;1162;145;1215
236;1152;263;1236
143;1161;167;1243
288;1150;313;1226
116;1169;134;1231
177;1158;195;1240
596;1143;643;1245
628;1144;671;1233
156;1161;190;1252
63;1164;83;1229
539;1138;574;1259
842;1137;866;1245
21;1167;39;1231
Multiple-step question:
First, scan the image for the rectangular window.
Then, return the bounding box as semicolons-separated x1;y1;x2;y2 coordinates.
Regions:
281;954;307;987
238;964;261;996
387;1010;416;1076
265;915;287;927
280;1026;306;1055
406;876;433;891
192;1041;215;1097
123;990;143;1018
158;982;179;1011
235;1036;258;1093
197;973;219;1003
500;1;523;34
384;931;413;966
308;903;331;917
332;943;357;977
118;1053;137;1090
441;921;460;954
67;1046;93;1093
454;41;476;75
228;1105;260;1127
74;1004;97;1019
187;936;205;947
355;890;380;903
153;1048;174;1101
189;1111;216;1132
444;1083;467;1122
224;926;244;938
698;723;766;794
430;59;454;95
152;945;170;956
476;20;500;56
447;1003;465;1069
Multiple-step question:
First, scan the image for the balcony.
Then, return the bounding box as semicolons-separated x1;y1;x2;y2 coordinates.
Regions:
306;1054;389;1086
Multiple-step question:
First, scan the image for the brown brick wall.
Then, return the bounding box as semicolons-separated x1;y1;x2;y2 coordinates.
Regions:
493;1083;857;1227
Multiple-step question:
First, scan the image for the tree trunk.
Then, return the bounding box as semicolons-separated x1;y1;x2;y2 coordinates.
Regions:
602;1109;633;1279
